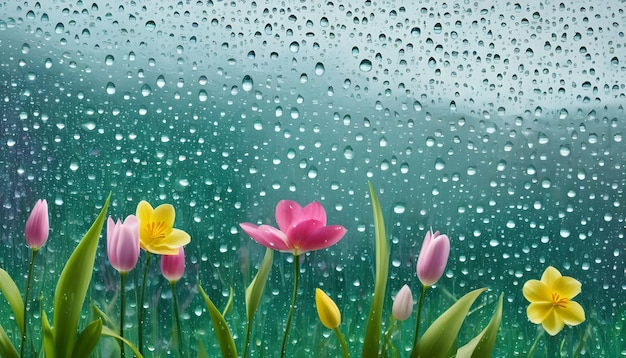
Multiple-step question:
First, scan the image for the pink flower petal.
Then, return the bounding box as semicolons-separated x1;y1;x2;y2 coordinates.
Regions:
240;222;291;251
287;220;346;254
275;200;303;231
301;201;327;226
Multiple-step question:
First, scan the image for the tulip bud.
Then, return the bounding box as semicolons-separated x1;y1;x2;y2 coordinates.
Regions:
416;230;450;287
107;215;140;273
392;284;413;321
160;246;185;283
315;288;341;329
25;199;49;250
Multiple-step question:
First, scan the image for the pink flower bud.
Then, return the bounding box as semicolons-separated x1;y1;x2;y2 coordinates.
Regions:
416;230;450;287
107;215;140;273
25;199;49;250
392;284;413;321
160;246;185;283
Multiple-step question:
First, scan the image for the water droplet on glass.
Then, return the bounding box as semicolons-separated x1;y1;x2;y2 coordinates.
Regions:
393;203;406;214
105;55;114;66
55;22;64;34
315;62;325;75
359;59;372;72
145;20;156;31
344;146;354;160
242;75;253;91
106;82;116;95
156;75;166;88
198;90;208;102
289;41;300;53
435;158;446;170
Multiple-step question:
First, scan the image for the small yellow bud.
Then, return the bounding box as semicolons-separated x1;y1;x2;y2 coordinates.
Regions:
315;288;341;329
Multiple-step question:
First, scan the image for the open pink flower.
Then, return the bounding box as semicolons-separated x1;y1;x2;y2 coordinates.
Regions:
161;246;185;283
240;200;347;256
107;215;140;273
416;230;450;287
25;199;49;250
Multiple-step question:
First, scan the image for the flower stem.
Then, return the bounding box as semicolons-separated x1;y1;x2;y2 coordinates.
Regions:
411;285;428;352
242;320;252;358
138;252;151;355
20;249;38;358
382;317;398;358
527;329;544;358
280;255;300;358
119;272;127;358
170;281;184;358
332;327;350;358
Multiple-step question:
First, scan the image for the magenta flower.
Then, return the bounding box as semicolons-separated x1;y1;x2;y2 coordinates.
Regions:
161;246;185;283
392;284;414;321
239;200;347;256
107;215;140;273
416;230;450;287
25;199;49;250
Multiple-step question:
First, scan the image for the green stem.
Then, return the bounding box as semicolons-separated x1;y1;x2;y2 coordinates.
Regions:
411;285;428;351
547;332;562;358
119;272;127;358
332;327;350;358
527;329;544;358
280;255;300;358
20;249;38;358
382;317;397;358
171;281;184;358
242;319;252;358
138;252;151;355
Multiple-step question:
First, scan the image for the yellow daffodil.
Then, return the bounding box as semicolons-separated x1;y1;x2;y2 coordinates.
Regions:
315;288;341;329
522;266;585;336
136;200;190;255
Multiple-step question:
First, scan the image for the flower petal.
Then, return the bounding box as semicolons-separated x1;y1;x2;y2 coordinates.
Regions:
136;201;154;223
557;301;585;326
553;276;582;299
288;220;346;254
301;201;327;226
523;279;552;303
165;228;191;248
541;266;562;288
275;200;303;231
541;310;565;336
240;223;291;251
527;302;552;324
152;203;176;229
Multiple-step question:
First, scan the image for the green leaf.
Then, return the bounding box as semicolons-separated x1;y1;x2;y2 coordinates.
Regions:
71;318;102;358
91;302;118;330
245;248;273;323
362;182;390;358
456;293;503;358
222;286;234;317
197;339;209;358
0;268;24;334
101;326;144;358
198;280;238;358
0;323;18;358
412;288;486;358
41;308;55;358
52;193;111;358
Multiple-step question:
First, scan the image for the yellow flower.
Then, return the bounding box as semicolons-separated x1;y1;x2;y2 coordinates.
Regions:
136;200;190;255
315;288;341;329
522;266;585;336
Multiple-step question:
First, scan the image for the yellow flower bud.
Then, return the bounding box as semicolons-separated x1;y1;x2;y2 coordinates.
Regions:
315;288;341;329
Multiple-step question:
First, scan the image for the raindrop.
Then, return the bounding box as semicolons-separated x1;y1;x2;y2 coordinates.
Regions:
106;82;116;95
156;75;166;88
141;84;152;96
145;20;156;31
411;27;421;37
55;22;64;34
307;166;318;179
344;146;354;159
315;62;325;75
289;41;300;53
198;90;208;102
393;203;406;214
559;145;571;157
105;55;114;66
434;158;446;170
359;59;372;72
242;75;253;91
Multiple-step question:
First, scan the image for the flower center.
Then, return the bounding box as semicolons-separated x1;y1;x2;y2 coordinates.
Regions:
551;292;569;308
148;221;167;240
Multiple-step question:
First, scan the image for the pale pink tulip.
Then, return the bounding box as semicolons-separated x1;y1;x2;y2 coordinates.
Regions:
416;230;450;286
160;246;185;282
392;284;413;321
107;215;140;273
240;200;346;256
25;199;49;250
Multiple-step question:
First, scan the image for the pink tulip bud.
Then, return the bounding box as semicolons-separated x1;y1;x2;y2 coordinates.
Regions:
107;215;140;273
392;284;413;321
161;246;185;283
416;230;450;287
25;199;49;250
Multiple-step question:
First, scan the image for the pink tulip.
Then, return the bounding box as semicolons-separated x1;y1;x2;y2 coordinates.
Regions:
392;284;413;321
161;246;185;282
25;199;49;250
239;200;347;256
416;230;450;287
107;215;140;273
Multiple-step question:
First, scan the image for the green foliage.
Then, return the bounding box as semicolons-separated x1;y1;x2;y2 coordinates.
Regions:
362;182;390;357
101;326;144;357
71;319;103;358
245;248;273;323
198;280;238;358
457;293;504;358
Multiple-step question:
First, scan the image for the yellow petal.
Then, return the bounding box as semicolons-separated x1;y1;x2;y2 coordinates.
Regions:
166;228;191;248
557;300;585;326
136;201;154;223
142;243;180;255
553;276;582;299
523;280;551;303
152;203;176;229
541;266;562;287
541;310;565;336
527;302;552;324
315;288;341;329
